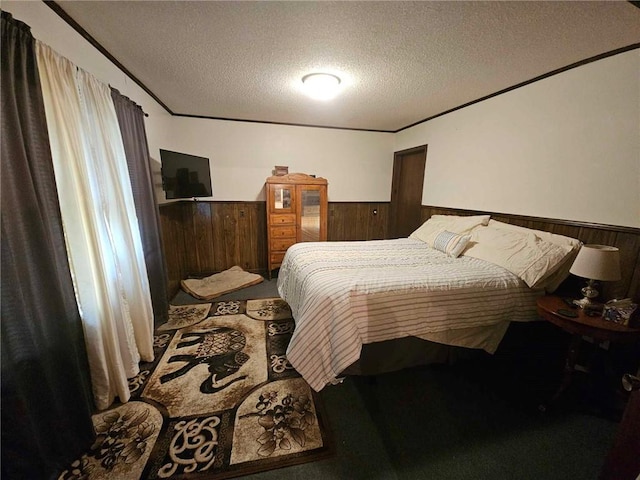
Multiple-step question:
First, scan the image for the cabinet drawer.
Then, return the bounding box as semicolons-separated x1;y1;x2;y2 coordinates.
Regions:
270;226;296;238
270;252;287;265
270;214;296;225
271;238;296;251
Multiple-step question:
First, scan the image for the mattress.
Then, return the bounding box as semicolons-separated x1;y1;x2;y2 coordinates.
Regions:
277;238;543;391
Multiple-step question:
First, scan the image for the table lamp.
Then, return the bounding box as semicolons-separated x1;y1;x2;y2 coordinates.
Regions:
569;244;621;308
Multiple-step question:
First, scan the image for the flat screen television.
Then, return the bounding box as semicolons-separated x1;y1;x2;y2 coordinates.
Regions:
160;149;212;199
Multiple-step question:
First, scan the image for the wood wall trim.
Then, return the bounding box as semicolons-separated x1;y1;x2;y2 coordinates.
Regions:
159;200;265;207
397;44;640;133
44;1;170;115
422;205;640;235
43;1;640;133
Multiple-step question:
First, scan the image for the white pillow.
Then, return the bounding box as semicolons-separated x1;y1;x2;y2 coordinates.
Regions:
541;249;580;293
463;226;573;289
486;220;582;292
410;214;490;244
487;220;581;249
432;230;471;258
430;214;491;231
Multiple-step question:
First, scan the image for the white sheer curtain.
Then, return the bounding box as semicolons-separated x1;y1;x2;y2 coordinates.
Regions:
35;41;154;410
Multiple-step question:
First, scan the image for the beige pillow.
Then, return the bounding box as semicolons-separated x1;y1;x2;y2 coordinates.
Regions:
541;249;580;293
464;226;573;289
486;220;582;292
410;214;490;244
487;220;581;249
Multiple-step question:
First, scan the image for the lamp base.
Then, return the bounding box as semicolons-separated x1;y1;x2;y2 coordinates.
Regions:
573;296;595;309
573;279;599;309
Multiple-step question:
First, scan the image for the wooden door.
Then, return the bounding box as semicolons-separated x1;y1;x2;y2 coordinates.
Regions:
389;145;427;238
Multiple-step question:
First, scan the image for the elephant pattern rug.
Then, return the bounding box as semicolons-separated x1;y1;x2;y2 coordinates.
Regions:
57;299;332;480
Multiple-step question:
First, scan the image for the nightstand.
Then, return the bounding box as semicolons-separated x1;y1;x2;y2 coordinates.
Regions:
536;295;640;413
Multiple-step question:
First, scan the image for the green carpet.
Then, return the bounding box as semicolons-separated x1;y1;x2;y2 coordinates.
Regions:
151;280;621;479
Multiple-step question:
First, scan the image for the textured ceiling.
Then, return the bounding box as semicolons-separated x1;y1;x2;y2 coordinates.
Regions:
52;1;640;132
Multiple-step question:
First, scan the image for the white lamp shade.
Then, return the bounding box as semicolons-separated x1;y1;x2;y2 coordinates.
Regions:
569;244;621;281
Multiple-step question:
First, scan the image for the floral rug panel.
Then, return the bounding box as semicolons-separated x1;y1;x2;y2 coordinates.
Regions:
157;304;212;331
246;298;292;321
58;401;163;480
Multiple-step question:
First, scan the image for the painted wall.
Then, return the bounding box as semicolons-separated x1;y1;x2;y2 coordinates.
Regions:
395;50;640;228
159;117;393;202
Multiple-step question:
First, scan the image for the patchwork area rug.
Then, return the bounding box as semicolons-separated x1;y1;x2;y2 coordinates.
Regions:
58;299;333;479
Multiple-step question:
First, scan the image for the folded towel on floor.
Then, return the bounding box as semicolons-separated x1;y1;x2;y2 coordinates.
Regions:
181;266;264;300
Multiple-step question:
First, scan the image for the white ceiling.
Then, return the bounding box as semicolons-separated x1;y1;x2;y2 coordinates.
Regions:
53;1;640;132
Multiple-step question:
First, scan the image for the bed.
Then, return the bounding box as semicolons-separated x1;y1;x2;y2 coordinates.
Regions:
277;215;582;391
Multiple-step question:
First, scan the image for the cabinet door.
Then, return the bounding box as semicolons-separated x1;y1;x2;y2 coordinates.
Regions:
268;184;295;214
297;185;327;242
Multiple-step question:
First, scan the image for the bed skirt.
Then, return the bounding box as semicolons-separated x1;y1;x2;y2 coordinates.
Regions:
340;336;484;376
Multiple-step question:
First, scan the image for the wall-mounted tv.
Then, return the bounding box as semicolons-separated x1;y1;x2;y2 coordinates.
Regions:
160;149;212;199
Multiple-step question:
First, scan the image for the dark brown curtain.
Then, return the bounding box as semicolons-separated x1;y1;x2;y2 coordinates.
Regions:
111;88;169;325
1;11;95;479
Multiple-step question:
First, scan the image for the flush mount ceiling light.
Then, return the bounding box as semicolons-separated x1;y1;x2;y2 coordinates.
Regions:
301;73;341;100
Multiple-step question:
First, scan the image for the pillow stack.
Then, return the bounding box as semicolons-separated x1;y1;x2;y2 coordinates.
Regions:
410;214;490;239
409;214;489;258
463;220;581;291
409;215;582;292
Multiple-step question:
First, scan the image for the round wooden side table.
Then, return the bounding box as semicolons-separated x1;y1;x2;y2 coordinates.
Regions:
536;295;640;413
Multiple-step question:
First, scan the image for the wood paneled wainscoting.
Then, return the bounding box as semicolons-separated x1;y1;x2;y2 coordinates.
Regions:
159;201;391;298
159;201;267;297
328;202;390;241
159;201;638;301
159;202;190;297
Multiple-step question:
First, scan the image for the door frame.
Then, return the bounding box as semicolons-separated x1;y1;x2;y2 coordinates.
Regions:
389;144;427;238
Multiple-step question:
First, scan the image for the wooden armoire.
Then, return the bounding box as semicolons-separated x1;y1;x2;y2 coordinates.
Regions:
265;173;328;278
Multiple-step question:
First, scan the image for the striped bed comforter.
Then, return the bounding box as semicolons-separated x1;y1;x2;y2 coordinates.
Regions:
277;238;542;391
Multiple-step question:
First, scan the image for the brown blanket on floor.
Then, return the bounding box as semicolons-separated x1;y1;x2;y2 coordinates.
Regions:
181;266;264;300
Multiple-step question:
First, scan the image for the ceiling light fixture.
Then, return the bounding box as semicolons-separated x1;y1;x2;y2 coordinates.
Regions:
301;73;341;101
